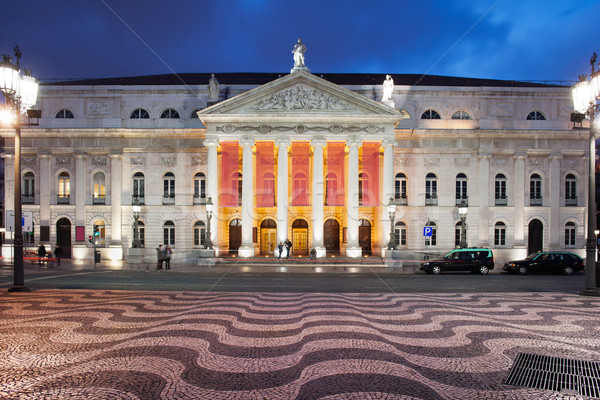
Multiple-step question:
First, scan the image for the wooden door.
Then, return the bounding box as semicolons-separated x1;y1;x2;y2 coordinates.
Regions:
324;219;340;254
229;219;242;255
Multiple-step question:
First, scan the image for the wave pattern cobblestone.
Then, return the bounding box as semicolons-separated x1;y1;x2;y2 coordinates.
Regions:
0;290;598;399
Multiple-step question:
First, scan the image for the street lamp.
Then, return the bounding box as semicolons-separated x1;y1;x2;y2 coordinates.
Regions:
572;52;600;296
458;201;468;249
132;199;142;248
387;197;397;250
0;48;39;293
205;196;213;249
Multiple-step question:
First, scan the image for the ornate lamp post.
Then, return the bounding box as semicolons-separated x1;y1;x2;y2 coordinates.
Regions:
387;197;397;250
0;48;38;293
205;196;213;249
132;199;142;248
572;53;600;296
458;201;468;248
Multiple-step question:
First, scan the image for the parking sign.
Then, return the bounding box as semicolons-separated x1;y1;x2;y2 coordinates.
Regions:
423;226;433;237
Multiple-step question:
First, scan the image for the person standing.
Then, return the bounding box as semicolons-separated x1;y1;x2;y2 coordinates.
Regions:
37;243;46;267
53;245;63;266
165;245;172;270
285;238;292;258
278;242;283;259
156;244;164;270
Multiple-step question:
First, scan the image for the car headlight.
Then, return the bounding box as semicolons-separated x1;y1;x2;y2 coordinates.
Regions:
422;263;429;267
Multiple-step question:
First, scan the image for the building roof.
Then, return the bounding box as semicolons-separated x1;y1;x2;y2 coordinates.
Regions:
44;72;566;88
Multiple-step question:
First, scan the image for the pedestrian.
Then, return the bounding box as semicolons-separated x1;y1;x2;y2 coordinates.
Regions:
156;244;164;270
278;242;283;259
165;245;172;270
310;247;316;260
285;238;292;258
53;245;63;266
37;243;46;267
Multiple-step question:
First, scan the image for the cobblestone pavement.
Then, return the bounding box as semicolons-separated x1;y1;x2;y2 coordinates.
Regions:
0;290;598;399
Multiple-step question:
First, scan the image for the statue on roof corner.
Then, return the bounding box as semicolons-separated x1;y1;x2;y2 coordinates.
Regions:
382;74;395;108
208;74;219;102
291;38;310;73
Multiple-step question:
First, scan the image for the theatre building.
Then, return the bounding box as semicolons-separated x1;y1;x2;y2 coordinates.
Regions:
1;64;586;264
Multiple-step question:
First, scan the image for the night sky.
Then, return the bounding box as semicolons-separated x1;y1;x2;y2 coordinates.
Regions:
1;0;598;83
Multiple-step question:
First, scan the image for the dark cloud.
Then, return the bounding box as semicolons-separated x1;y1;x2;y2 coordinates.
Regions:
1;0;598;82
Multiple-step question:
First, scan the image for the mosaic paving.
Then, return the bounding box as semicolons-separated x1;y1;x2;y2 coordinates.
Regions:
0;290;598;399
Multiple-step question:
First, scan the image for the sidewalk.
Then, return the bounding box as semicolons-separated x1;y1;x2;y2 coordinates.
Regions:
0;289;597;399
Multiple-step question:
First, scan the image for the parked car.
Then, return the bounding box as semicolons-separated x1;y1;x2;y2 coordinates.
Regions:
502;251;584;275
420;248;495;275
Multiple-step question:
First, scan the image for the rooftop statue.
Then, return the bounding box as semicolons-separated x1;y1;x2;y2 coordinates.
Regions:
382;74;395;107
208;73;219;102
291;39;310;73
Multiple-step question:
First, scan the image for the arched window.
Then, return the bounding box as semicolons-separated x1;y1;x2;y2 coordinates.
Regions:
193;172;206;204
163;221;175;246
160;108;180;119
57;171;70;204
292;171;308;206
55;109;74;119
133;172;145;204
425;173;437;205
395;173;407;205
262;171;275;206
163;172;175;204
451;110;471;120
421;109;441;119
130;108;150;119
194;221;206;247
455;173;468;205
565;222;576;247
526;111;546;120
495;173;507;206
455;221;466;247
133;221;145;248
565;173;577;206
494;222;506;246
395;221;407;247
23;171;35;204
237;172;243;206
425;221;437;246
530;173;542;206
93;171;106;204
325;172;337;206
190;108;203;119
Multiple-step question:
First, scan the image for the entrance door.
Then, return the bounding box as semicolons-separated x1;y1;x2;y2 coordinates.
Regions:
56;218;71;258
359;219;371;255
324;219;340;254
528;219;543;255
292;219;308;255
260;219;277;255
229;218;242;255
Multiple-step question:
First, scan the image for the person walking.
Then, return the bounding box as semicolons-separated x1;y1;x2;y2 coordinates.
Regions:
165;246;172;270
53;245;63;266
278;242;283;259
37;243;46;267
156;244;164;270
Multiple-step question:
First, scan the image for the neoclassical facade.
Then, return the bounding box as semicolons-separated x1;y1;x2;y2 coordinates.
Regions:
0;66;586;264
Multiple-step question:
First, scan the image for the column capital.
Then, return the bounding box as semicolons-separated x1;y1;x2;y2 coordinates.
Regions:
1;153;14;159
311;137;326;147
382;138;396;147
477;152;492;159
346;137;361;147
513;152;527;160
74;151;87;159
275;138;291;148
203;137;220;147
240;137;254;147
549;152;563;160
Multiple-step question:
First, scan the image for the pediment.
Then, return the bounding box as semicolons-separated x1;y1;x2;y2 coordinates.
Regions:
197;71;401;118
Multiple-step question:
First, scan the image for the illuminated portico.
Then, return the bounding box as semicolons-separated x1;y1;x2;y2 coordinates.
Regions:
197;71;401;257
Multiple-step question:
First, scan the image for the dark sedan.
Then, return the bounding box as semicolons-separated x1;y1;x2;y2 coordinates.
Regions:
503;251;584;275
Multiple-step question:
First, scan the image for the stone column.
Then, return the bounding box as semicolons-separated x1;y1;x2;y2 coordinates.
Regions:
239;138;255;257
39;154;51;228
110;153;122;244
275;138;290;256
75;152;86;228
513;154;526;247
346;138;361;257
204;138;219;252
312;138;326;257
549;153;562;248
478;153;490;246
381;139;395;257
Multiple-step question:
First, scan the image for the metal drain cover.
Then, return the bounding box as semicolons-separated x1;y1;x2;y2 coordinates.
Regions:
505;353;600;398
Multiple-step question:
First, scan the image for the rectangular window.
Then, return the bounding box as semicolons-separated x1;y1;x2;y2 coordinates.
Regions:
494;228;506;246
565;227;575;246
425;229;437;246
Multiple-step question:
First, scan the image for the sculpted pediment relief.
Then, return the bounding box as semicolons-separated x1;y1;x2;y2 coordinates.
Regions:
250;85;355;112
